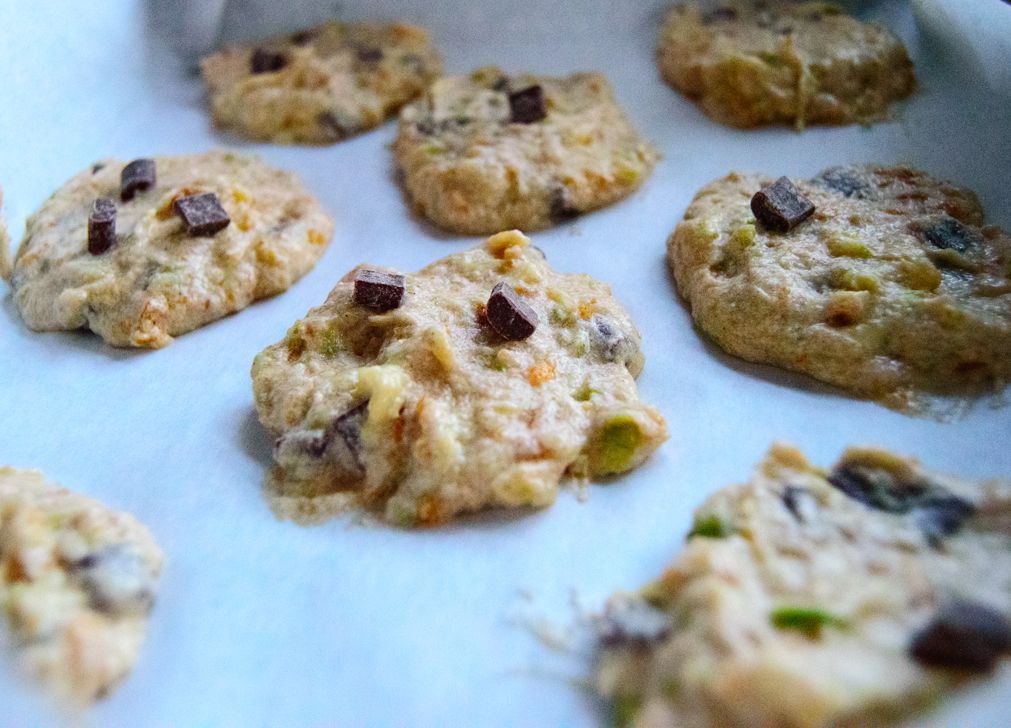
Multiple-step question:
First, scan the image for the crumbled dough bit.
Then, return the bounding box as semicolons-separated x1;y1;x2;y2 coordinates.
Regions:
200;21;442;144
0;467;163;706
667;165;1011;412
10;151;333;348
594;444;1011;728
251;230;667;526
393;67;658;234
657;1;916;129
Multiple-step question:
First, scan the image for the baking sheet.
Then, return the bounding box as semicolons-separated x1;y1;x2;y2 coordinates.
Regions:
1;0;1010;725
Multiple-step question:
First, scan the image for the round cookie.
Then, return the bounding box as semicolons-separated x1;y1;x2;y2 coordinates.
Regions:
393;67;658;234
595;443;1011;728
200;21;441;144
667;165;1011;411
657;1;916;129
251;230;667;527
0;467;163;706
10;151;333;348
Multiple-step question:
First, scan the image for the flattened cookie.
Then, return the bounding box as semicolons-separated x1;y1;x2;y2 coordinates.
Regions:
657;2;915;129
667;165;1011;410
252;230;667;526
10;151;333;348
393;67;658;234
200;21;441;144
595;443;1011;728
0;467;163;705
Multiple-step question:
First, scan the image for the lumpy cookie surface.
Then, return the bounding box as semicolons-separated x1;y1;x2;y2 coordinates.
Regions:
10;151;333;348
393;67;658;234
251;230;667;526
200;21;441;144
595;444;1011;728
667;165;1011;410
0;467;163;706
657;1;915;129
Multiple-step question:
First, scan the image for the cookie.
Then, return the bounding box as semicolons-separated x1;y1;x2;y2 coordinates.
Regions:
595;443;1011;728
667;165;1011;410
10;151;333;348
657;2;916;129
251;230;667;526
0;467;163;705
200;21;441;144
393;67;658;234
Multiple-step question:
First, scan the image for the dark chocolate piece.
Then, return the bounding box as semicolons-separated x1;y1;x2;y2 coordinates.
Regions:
815;167;871;198
781;485;814;522
598;596;673;647
272;400;370;476
827;462;923;513
291;29;315;45
910;600;1011;671
173;193;231;237
353;269;405;312
589;314;636;366
87;197;117;255
913;216;979;253
915;494;976;546
751;176;815;233
486;282;538;340
508;85;547;124
120;158;156;202
74;545;155;616
332;400;368;467
356;46;383;62
250;47;287;74
549;187;580;223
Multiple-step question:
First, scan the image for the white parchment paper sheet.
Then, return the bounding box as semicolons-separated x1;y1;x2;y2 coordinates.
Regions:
1;0;1009;725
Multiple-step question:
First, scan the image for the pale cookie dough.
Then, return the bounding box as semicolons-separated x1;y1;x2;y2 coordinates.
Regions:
10;151;333;348
0;467;163;706
393;67;658;234
200;21;441;144
657;2;915;129
667;165;1011;411
251;230;667;526
595;443;1011;728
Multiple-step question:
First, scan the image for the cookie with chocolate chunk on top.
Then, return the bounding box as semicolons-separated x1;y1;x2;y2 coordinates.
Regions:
594;443;1011;728
0;467;163;706
667;165;1011;412
200;21;441;144
251;230;666;527
393;67;657;234
657;1;915;129
10;151;333;348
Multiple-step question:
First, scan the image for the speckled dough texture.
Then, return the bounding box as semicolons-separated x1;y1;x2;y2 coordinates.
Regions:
595;443;1011;728
657;1;915;129
10;151;333;348
200;21;441;144
393;67;658;234
0;467;163;706
667;165;1011;410
252;230;667;526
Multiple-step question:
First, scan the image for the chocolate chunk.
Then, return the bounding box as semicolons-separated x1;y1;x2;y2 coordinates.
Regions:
356;46;383;62
331;400;368;467
250;47;287;74
120;158;156;201
74;545;155;616
781;485;816;522
916;494;976;546
827;462;923;513
508;85;547;124
913;216;979;253
815;167;871;198
273;400;370;476
549;187;580;223
486;282;538;341
910;600;1011;671
87;197;117;255
353;269;405;312
173;193;231;237
291;29;315;45
598;595;672;647
703;7;738;23
589;314;636;365
751;176;815;233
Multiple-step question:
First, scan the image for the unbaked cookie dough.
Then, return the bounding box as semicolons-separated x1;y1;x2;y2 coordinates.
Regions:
200;21;441;144
667;165;1011;411
252;230;667;526
595;443;1011;728
0;467;163;706
657;1;916;129
9;151;333;348
393;67;658;234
